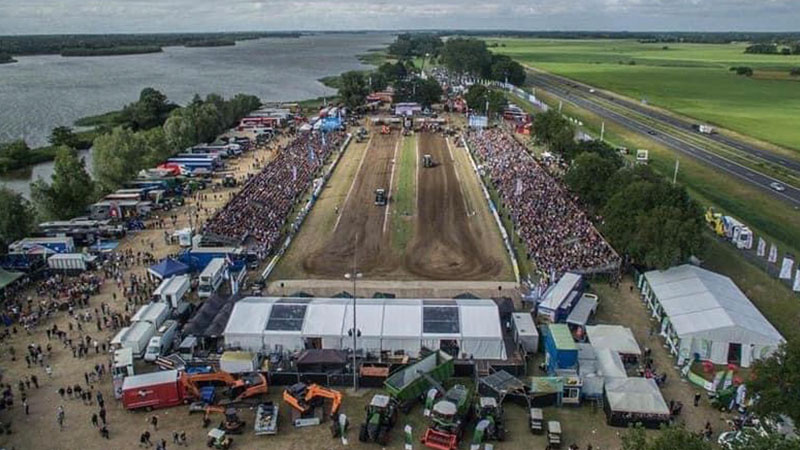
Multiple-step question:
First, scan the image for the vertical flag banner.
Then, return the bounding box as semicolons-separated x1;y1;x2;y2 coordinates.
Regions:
768;244;778;263
779;255;794;280
793;270;800;292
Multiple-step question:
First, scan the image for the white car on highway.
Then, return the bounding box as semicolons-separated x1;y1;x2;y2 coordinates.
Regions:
770;182;786;192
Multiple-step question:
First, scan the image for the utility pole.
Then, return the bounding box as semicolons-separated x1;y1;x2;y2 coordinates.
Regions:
673;158;680;185
344;233;362;391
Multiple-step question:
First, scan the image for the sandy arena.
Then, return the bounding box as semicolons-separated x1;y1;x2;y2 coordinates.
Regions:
273;123;514;288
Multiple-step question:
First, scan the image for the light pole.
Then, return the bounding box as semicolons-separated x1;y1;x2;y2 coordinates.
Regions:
344;233;362;390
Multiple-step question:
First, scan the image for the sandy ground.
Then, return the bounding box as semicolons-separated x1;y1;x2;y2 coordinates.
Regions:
272;120;514;289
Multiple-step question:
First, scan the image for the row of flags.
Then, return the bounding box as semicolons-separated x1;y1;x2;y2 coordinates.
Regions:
756;238;799;291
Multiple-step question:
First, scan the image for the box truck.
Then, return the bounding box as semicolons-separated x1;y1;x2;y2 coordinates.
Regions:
144;320;179;362
112;347;134;399
131;302;171;329
122;370;186;411
152;275;190;308
121;321;157;358
47;253;96;272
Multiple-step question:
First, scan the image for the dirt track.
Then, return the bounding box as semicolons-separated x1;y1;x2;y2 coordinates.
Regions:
302;132;399;277
405;132;504;279
300;129;505;281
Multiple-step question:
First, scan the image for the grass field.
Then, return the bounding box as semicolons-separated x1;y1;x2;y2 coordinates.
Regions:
390;134;417;252
488;38;800;151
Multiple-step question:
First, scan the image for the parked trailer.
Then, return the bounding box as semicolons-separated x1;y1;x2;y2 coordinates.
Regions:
152;275;190;308
121;321;157;358
384;351;455;413
132;302;171;329
8;237;75;254
122;370;186;411
112;347;134;399
47;253;96;272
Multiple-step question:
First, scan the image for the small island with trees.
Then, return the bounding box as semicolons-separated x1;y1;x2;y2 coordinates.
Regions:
0;52;16;63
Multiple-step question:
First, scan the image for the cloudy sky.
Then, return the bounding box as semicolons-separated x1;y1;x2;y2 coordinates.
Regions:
0;0;798;34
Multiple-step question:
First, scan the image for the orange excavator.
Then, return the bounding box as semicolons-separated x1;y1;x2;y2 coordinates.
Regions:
182;371;268;406
282;382;348;437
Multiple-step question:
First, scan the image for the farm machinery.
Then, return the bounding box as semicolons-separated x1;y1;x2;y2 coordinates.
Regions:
201;406;246;434
384;351;455;414
422;154;435;168
358;394;398;445
420;384;474;450
185;371;268;410
381;125;391;135
282;383;348;437
470;397;506;449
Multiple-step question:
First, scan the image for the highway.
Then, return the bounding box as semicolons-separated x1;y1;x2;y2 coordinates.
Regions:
524;70;800;207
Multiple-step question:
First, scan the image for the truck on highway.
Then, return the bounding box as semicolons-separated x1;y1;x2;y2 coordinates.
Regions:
144;320;179;362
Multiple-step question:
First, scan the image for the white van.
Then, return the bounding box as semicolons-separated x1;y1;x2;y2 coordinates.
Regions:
144;320;179;362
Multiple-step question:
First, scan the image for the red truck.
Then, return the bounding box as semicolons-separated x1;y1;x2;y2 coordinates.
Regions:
122;370;186;411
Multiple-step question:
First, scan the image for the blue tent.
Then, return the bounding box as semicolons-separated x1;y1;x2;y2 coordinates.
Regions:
148;258;190;280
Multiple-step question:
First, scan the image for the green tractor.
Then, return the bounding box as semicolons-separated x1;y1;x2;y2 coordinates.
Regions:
470;397;506;449
420;384;473;450
358;394;398;445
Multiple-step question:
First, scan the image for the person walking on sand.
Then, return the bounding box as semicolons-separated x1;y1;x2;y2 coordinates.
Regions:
150;415;158;430
56;405;65;430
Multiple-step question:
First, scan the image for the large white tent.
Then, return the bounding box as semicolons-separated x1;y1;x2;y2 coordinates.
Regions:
223;297;507;360
640;265;784;368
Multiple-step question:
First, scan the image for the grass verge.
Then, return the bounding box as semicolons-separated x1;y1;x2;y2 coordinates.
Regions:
390;134;417;252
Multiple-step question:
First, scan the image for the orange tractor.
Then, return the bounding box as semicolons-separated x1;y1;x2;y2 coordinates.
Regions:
282;382;348;437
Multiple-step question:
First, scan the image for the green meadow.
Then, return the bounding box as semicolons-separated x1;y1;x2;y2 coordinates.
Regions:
488;38;800;151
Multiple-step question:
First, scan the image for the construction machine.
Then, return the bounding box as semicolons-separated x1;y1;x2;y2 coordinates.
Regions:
222;174;237;188
420;384;473;450
422;154;434;168
202;406;246;434
183;371;268;408
282;383;348;437
375;189;387;206
469;397;505;450
358;394;398;445
705;207;725;236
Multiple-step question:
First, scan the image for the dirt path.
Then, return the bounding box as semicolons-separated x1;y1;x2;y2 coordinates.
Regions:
302;131;400;278
404;132;505;280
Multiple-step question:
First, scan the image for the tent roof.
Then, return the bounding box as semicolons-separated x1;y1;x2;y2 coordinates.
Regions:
596;348;627;379
302;299;348;337
224;297;274;336
644;265;783;344
342;302;384;337
382;299;423;338
586;325;642;356
0;268;23;290
148;258;189;279
605;377;669;416
459;300;503;338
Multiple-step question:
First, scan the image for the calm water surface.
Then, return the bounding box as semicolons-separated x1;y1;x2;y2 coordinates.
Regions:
0;33;392;196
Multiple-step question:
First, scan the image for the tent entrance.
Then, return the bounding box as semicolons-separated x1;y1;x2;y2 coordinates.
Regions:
727;343;742;364
440;340;460;358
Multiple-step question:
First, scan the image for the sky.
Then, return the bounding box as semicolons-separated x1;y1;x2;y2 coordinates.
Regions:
0;0;798;34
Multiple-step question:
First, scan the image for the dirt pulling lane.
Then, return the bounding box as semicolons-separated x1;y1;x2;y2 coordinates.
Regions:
303;131;400;277
404;132;504;279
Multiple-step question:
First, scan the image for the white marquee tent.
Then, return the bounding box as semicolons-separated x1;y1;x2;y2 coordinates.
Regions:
223;297;507;360
640;265;784;368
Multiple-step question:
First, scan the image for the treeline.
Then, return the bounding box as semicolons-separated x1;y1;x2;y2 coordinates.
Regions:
745;43;800;55
184;39;236;48
337;61;442;109
387;33;443;58
0;128;95;174
93;89;260;191
533;110;705;269
440;38;526;85
61;45;163;57
0;32;299;56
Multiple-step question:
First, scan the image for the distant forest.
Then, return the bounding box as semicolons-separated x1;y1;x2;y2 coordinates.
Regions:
443;30;800;44
0;32;300;57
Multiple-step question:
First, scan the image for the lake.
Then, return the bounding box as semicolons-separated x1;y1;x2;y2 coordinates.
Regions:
0;32;392;197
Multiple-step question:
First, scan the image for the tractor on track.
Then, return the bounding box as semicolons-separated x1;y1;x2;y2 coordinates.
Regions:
375;189;387;206
422;154;434;168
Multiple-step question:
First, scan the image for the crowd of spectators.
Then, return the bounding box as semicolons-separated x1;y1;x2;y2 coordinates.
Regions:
204;131;345;256
465;128;619;281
